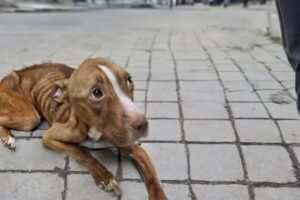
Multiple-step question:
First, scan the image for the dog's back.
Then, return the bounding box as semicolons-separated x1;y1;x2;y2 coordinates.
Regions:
0;63;75;123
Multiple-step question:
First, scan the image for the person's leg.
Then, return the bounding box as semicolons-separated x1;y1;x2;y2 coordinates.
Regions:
276;0;300;112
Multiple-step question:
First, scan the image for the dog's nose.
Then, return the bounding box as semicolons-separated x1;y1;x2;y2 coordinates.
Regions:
131;115;148;133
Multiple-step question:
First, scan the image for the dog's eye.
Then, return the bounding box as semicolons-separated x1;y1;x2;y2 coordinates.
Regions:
127;77;133;87
91;88;104;100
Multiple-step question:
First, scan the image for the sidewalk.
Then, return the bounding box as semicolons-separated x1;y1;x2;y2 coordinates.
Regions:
0;5;299;200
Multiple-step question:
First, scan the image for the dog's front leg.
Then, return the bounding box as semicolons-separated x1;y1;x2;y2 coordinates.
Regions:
42;123;121;195
120;144;168;200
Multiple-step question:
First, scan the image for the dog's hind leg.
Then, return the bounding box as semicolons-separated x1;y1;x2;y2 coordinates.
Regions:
0;90;41;150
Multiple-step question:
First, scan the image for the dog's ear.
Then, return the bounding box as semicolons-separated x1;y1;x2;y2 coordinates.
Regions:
53;79;69;103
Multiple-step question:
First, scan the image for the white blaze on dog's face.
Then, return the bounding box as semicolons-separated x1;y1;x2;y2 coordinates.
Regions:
68;58;148;147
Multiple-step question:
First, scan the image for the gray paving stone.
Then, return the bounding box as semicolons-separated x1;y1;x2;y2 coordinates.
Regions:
294;147;300;161
178;71;218;81
121;182;191;200
143;119;181;141
242;146;296;182
32;130;44;137
223;81;253;91
122;156;141;179
215;63;240;72
219;72;246;81
134;90;146;102
177;60;212;70
11;130;32;137
252;81;283;90
136;143;188;180
235;120;281;143
180;81;223;92
226;91;260;102
271;71;295;81
69;149;118;175
134;81;147;90
239;62;268;72
146;102;179;118
180;91;225;103
230;103;269;118
184;120;235;142
67;174;116;200
256;90;294;102
278;120;300;143
0;139;65;170
147;90;178;102
193;185;249;200
244;71;275;81
264;103;299;119
148;81;176;91
150;72;175;81
189;144;243;181
255;188;300;200
0;173;64;200
182;102;229;119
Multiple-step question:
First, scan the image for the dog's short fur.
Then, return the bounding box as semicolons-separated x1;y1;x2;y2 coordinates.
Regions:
0;58;167;199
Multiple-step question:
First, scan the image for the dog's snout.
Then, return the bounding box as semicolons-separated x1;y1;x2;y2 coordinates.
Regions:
131;115;148;133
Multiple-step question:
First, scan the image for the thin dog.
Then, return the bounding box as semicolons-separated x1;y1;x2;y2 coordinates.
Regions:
0;57;167;200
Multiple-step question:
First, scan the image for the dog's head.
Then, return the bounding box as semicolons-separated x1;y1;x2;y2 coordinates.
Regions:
56;58;148;147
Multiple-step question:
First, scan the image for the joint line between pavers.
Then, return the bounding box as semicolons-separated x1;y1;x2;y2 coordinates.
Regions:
168;30;197;200
194;30;255;200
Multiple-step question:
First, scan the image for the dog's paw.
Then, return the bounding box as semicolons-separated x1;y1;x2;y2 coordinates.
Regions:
1;136;16;150
98;178;121;196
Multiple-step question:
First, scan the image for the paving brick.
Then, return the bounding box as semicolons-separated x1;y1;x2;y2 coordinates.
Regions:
185;120;235;142
134;90;146;102
226;91;260;102
146;102;179;118
134;81;147;90
294;147;300;161
235;120;281;143
178;71;218;81
264;103;299;119
148;81;176;91
69;149;118;175
219;72;246;81
223;81;253;91
67;174;116;200
255;188;300;200
180;81;223;92
121;182;191;200
242;145;296;182
0;173;64;200
193;185;249;200
180;91;225;103
271;71;295;81
143;119;181;141
135;143;188;180
252;81;283;90
244;71;275;81
230;103;269;118
278;120;300;143
0;139;65;170
147;90;178;102
189;144;244;181
182;102;229;119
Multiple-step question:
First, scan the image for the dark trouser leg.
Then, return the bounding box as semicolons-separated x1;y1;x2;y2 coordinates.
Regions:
276;0;300;113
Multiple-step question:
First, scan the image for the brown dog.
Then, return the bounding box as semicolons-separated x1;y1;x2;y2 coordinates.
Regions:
0;58;167;200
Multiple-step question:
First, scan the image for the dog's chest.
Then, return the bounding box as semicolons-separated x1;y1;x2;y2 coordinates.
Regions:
79;127;114;149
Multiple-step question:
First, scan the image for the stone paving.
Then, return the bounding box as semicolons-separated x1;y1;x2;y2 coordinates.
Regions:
0;4;300;200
